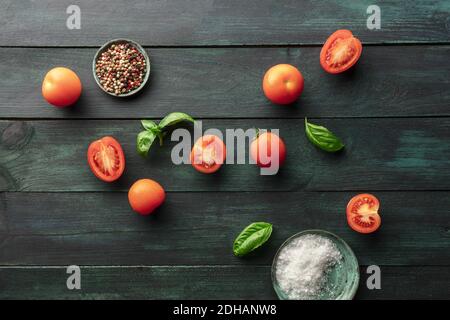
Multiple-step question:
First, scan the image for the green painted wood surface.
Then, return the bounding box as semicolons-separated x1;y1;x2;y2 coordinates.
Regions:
0;191;448;266
0;46;449;118
0;0;449;46
0;119;449;192
0;0;449;300
0;266;448;300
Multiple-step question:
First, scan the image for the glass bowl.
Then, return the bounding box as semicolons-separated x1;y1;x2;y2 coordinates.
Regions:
92;38;151;97
271;229;359;300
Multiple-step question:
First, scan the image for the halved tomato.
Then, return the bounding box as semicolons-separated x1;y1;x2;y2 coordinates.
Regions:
320;30;362;74
87;136;125;182
346;193;381;234
190;135;226;174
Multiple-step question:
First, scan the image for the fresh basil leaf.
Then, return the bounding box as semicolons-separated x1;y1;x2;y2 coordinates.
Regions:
158;112;195;130
137;113;194;157
233;222;273;257
141;119;158;131
305;118;344;152
137;130;157;157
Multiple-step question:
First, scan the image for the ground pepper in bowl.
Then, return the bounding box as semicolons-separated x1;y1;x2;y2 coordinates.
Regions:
94;41;149;96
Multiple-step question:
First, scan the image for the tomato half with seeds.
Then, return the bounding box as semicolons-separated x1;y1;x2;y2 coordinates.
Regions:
320;30;362;74
190;135;226;174
87;136;125;182
346;193;381;234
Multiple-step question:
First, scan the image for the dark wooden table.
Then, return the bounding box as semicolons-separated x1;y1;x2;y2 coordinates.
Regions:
0;0;449;300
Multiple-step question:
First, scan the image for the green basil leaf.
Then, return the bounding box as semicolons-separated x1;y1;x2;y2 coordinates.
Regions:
233;222;273;257
141;119;158;131
305;118;344;152
137;130;157;157
158;112;195;130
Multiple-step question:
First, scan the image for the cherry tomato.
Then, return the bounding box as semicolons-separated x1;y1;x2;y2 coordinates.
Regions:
320;30;362;74
250;132;286;168
87;136;125;182
190;135;226;174
42;67;82;107
263;64;304;105
346;193;381;234
128;179;165;215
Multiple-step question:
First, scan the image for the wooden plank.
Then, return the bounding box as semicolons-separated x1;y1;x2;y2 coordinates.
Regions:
0;191;448;265
1;46;450;118
0;266;448;299
0;0;449;46
0;118;449;192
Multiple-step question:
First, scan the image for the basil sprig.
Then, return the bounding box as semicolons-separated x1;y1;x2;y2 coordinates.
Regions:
233;222;273;257
137;112;195;156
305;118;344;152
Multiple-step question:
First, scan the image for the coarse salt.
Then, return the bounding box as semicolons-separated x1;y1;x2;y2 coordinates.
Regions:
275;234;342;300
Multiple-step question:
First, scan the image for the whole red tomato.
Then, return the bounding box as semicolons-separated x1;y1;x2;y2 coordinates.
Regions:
42;67;82;107
263;64;304;105
128;179;166;215
250;132;286;168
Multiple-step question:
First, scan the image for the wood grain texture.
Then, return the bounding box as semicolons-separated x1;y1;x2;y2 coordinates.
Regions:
0;119;449;192
0;0;449;46
1;46;450;118
0;191;448;265
0;266;448;299
1;0;449;301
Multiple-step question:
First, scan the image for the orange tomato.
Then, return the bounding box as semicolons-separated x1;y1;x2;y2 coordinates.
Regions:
42;67;82;107
250;132;286;168
262;64;304;105
128;179;166;215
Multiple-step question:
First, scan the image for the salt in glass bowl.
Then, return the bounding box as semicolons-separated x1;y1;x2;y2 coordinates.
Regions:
271;229;359;300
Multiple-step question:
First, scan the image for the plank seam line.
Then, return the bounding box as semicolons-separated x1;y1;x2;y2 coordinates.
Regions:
1;115;450;121
2;190;450;194
0;265;446;269
1;42;450;49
